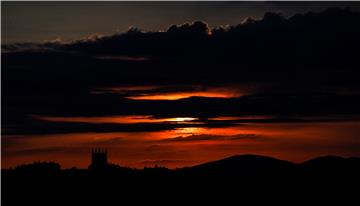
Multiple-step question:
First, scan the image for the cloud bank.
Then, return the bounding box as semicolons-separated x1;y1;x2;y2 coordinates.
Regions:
3;7;360;135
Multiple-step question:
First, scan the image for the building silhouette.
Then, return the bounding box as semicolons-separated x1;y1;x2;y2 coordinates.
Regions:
89;148;108;170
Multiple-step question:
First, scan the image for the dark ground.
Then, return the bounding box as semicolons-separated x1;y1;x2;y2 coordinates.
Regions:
2;155;360;205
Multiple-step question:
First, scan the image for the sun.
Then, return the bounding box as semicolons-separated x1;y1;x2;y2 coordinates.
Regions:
171;117;196;122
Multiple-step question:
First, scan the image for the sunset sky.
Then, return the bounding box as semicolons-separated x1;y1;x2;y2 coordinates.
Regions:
3;1;360;43
2;2;360;169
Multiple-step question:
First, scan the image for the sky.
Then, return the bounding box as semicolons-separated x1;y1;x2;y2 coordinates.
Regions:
2;2;360;169
2;1;360;43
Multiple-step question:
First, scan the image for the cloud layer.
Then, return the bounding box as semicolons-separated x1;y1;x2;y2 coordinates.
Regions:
2;7;360;168
3;8;360;134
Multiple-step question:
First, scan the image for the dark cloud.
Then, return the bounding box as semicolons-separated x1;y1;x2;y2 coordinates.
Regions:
1;120;200;135
160;134;264;142
5;110;360;135
3;8;360;135
167;21;210;35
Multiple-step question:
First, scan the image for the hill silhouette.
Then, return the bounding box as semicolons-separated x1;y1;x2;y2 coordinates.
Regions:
183;155;296;177
2;154;360;205
300;155;360;177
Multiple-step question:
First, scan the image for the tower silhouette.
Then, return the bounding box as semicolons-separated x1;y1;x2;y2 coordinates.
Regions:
89;148;108;170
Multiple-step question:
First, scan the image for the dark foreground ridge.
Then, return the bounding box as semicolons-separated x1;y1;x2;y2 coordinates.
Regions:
3;154;360;205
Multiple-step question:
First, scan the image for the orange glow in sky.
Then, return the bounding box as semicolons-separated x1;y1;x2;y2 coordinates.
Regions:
208;116;273;121
126;91;240;100
93;85;245;100
34;115;199;124
3;121;360;169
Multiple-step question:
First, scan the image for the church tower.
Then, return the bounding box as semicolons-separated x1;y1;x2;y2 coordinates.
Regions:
89;148;108;170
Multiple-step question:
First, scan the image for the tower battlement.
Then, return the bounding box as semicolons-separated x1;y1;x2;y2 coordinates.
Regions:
89;148;108;169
